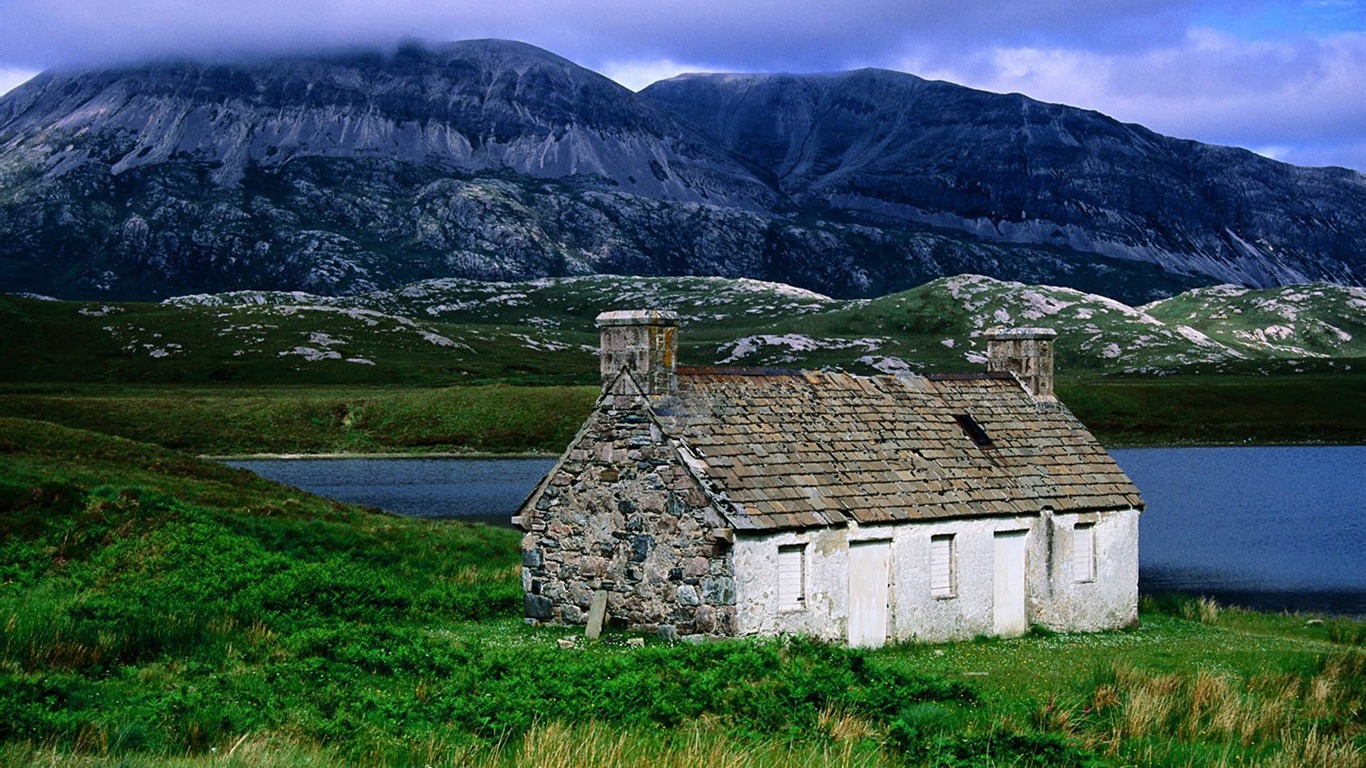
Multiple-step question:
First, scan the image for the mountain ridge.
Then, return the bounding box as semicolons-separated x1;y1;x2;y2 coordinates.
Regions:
2;39;1363;302
0;39;772;204
641;69;1366;288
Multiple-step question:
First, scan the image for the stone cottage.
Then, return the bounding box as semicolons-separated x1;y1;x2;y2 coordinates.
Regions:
513;311;1142;647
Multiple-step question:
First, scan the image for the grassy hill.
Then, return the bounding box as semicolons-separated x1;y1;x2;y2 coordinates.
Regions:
4;274;1364;453
6;275;1364;387
1144;283;1366;360
1;420;1362;767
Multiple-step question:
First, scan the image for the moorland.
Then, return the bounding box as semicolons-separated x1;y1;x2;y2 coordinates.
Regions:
2;274;1364;766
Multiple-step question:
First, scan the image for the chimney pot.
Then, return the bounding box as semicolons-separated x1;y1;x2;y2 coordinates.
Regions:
986;327;1057;400
596;310;679;396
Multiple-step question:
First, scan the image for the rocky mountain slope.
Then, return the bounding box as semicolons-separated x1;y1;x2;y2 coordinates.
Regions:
1;40;1363;303
641;70;1366;288
0;40;770;203
6;274;1361;386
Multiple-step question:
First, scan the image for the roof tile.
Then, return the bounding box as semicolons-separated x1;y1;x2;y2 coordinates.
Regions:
651;371;1141;531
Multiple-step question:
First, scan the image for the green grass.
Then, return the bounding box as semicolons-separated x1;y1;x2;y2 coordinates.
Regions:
0;384;599;456
2;372;1363;458
1;418;1362;767
1058;373;1366;446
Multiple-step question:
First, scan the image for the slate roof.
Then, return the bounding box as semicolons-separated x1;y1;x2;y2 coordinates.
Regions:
651;367;1143;532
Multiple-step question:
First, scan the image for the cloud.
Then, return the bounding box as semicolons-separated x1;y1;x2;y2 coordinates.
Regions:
0;0;1360;170
0;0;1204;72
0;69;38;96
598;59;718;93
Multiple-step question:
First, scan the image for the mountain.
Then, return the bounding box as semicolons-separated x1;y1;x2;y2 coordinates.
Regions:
640;69;1366;288
5;274;1361;386
1;40;1363;303
0;40;772;203
0;40;778;299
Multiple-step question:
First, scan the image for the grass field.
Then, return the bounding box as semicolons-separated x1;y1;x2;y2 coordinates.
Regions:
1057;372;1366;446
1;419;1362;767
0;384;600;456
1;371;1363;458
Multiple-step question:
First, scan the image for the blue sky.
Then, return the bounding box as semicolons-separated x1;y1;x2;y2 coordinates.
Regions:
0;0;1362;171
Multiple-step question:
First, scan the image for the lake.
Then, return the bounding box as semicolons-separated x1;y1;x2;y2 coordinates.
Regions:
1111;446;1365;617
229;446;1366;616
226;457;556;528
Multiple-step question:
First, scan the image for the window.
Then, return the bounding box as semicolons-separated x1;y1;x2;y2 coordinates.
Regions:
953;414;994;447
777;544;806;610
930;534;956;598
1074;523;1096;582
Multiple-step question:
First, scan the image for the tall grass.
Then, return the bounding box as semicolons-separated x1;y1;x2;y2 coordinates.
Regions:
1;477;976;761
1061;652;1366;767
509;720;889;768
0;720;894;768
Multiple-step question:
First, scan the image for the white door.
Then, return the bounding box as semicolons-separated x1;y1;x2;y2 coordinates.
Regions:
993;530;1028;637
848;541;891;648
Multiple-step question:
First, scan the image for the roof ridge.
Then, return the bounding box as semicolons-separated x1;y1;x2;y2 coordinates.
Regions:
925;371;1016;381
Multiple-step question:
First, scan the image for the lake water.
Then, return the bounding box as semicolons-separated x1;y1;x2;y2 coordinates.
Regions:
226;457;556;528
230;446;1366;616
1111;446;1365;617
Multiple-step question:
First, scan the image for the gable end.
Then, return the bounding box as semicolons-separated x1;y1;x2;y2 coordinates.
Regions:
515;389;738;637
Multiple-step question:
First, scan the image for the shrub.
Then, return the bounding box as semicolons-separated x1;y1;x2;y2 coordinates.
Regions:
886;702;963;753
913;730;1109;768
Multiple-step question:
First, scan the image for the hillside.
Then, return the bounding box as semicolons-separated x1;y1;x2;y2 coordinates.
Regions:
2;41;1363;302
1144;283;1366;360
4;274;1362;387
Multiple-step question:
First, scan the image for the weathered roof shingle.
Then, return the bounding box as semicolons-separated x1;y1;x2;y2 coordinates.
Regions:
652;368;1142;531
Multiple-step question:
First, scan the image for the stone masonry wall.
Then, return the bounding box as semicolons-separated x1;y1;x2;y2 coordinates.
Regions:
986;327;1056;400
519;389;737;640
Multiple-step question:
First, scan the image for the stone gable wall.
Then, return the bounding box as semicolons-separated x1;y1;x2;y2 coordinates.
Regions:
519;391;737;639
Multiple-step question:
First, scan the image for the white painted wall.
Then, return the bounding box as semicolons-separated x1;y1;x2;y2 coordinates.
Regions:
731;507;1140;644
1036;509;1141;632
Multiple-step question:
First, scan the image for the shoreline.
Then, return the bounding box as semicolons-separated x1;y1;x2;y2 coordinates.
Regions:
207;451;561;460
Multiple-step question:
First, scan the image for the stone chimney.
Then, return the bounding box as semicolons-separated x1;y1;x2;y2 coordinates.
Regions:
596;310;679;396
986;327;1057;401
